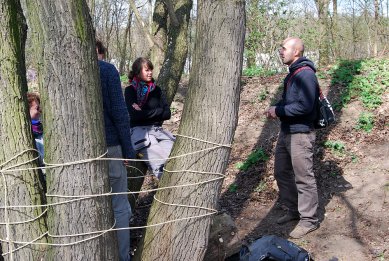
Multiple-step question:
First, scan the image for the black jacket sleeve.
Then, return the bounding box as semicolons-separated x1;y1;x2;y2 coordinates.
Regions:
124;86;171;122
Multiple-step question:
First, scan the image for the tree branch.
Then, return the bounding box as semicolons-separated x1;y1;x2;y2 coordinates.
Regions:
163;0;179;26
129;0;155;48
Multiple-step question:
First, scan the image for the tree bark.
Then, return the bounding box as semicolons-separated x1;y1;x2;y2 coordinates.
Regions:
0;1;47;259
87;0;95;18
140;0;245;260
25;1;118;259
156;0;193;106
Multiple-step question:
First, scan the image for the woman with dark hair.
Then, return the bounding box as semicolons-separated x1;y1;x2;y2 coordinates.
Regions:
125;57;175;179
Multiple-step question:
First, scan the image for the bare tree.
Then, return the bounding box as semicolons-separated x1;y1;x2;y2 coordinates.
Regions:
150;0;168;76
329;0;340;58
0;1;47;259
128;0;192;105
25;0;118;259
314;0;331;65
373;0;379;56
129;0;155;48
139;0;245;260
155;0;193;106
118;9;133;74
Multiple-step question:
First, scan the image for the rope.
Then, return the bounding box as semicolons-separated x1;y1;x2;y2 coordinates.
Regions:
0;134;231;257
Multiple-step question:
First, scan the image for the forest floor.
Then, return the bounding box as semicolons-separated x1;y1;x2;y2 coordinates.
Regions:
131;70;389;261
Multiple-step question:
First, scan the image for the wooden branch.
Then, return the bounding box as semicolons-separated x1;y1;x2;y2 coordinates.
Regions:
129;0;155;47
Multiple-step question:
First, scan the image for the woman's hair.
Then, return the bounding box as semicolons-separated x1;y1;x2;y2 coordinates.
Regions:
27;92;40;107
128;57;154;80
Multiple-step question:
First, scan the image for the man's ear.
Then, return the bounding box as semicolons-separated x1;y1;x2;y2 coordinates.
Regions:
293;48;300;57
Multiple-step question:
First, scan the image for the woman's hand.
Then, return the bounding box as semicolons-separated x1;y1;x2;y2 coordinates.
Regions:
132;103;141;111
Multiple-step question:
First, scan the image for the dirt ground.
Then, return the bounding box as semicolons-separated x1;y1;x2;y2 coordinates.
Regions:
132;72;389;261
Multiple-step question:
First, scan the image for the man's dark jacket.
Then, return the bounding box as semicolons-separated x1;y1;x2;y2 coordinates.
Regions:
98;60;135;159
275;57;319;133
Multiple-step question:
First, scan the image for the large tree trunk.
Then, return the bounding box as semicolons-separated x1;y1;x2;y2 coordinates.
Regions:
0;1;47;259
25;1;118;259
156;0;193;106
140;0;245;260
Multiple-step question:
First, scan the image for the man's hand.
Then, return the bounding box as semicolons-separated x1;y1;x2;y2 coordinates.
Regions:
132;103;141;111
265;106;278;119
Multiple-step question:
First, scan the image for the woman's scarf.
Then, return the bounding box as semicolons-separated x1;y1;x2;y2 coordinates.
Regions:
31;119;43;138
131;76;156;108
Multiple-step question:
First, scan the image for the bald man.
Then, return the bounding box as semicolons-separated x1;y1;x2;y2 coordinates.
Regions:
265;37;320;238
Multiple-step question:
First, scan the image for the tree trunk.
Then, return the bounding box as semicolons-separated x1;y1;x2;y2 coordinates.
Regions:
373;0;379;56
140;0;245;260
151;0;168;76
245;0;260;69
351;0;357;58
329;0;339;58
119;10;133;75
0;1;47;259
315;0;330;66
25;1;118;259
156;0;193;106
129;0;154;49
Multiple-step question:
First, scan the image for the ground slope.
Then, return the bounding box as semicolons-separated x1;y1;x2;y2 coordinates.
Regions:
133;67;389;261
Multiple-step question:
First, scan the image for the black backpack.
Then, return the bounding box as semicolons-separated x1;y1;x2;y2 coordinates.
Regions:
239;235;313;261
314;89;335;129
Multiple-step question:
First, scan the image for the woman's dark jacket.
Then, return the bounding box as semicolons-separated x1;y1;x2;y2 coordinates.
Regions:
275;57;319;133
124;85;171;127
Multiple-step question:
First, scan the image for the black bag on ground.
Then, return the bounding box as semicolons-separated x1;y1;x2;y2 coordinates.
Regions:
239;235;312;261
314;90;335;129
